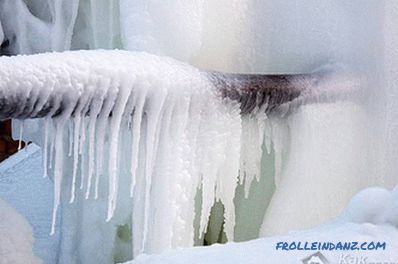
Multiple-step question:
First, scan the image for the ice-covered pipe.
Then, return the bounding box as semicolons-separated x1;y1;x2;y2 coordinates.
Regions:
212;64;360;115
0;50;355;120
209;72;312;115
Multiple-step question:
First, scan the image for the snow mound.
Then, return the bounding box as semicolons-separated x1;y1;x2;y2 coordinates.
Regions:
0;198;42;264
341;186;398;227
123;186;398;264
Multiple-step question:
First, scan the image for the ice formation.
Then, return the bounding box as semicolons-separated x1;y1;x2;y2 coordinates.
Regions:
0;20;4;45
0;198;42;264
1;0;398;263
125;186;398;264
1;50;274;260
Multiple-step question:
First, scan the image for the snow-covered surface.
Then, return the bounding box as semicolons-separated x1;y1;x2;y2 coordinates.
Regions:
0;144;59;263
0;198;42;264
4;49;266;261
127;224;398;264
125;186;398;264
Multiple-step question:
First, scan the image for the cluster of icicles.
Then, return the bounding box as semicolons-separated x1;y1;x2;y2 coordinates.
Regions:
1;50;282;254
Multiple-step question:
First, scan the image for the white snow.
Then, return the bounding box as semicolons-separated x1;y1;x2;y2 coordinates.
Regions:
123;186;398;264
0;198;42;264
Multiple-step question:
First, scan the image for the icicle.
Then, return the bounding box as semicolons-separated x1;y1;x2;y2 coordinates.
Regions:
94;122;105;200
264;120;272;155
79;116;86;155
50;119;66;235
238;112;267;198
49;121;55;170
106;78;133;221
17;120;24;150
79;113;88;190
270;119;287;188
129;90;147;197
141;90;167;252
84;99;103;199
68;121;73;157
95;78;117;200
43;118;50;178
69;114;81;203
163;92;192;249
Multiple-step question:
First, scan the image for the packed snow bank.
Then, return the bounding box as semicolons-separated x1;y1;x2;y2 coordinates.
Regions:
126;224;398;264
124;186;398;264
340;186;398;226
0;198;42;264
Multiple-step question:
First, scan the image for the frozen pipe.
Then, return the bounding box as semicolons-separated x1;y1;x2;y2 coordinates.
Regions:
0;50;355;120
208;72;313;115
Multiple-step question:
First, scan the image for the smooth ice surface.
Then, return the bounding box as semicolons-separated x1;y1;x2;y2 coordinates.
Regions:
0;198;42;264
124;186;398;264
0;144;59;263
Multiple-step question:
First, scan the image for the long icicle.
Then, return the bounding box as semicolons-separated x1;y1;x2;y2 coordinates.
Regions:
106;78;133;221
17;120;24;150
130;89;147;197
69;114;81;203
43;117;50;178
94;77;117;200
50;119;66;235
141;90;167;252
85;94;105;199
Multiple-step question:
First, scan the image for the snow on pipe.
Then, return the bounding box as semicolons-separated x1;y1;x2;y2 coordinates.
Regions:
0;50;358;244
0;51;338;120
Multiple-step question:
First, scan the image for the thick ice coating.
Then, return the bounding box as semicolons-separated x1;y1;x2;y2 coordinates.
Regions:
0;50;272;256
